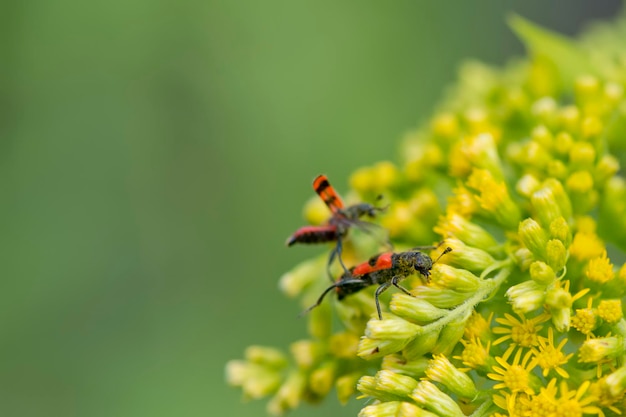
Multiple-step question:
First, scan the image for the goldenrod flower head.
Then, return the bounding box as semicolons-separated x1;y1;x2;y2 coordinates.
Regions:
487;346;538;395
425;354;478;398
466;168;521;229
550;380;602;417
493;312;548;347
457;337;493;371
229;14;626;416
578;336;623;363
463;310;493;340
585;251;615;284
530;328;573;378
410;380;465;417
446;185;478;217
597;300;623;324
571;304;598;336
589;376;625;414
569;231;605;261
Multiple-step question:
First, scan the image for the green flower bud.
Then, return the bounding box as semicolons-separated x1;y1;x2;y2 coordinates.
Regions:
358;336;413;360
575;74;600;101
516;173;541;198
359;401;438;417
403;328;440;360
553;131;574;156
290;340;323;370
432;313;470;356
506;280;546;314
546;239;568;272
390;294;446;322
530;261;556;285
545;286;572;309
546;159;568;180
425;354;478;398
579;336;625;363
605;366;626;398
266;370;306;415
415;286;470;309
531;124;553;149
225;360;282;399
514;247;534;271
569;142;596;168
309;361;337;396
443;238;497;273
382;354;429;378
375;370;419;398
551;306;571;332
519;218;548;260
595;154;620;184
531;187;562;228
549;216;572;247
435;213;498;250
279;257;323;297
543;178;573;220
411;381;465;417
245;346;289;368
559;107;580;134
336;372;361;404
430;264;482;292
365;317;420;340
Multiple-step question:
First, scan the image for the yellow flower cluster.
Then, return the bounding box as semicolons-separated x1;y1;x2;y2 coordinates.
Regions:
227;14;626;416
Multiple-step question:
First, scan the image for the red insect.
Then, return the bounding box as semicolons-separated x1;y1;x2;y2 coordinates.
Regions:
302;246;452;320
287;175;388;279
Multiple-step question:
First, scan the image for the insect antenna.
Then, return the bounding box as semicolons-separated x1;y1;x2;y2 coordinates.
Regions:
433;246;453;264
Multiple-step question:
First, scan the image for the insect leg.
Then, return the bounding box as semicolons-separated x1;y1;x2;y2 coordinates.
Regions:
300;278;368;317
334;236;351;277
391;275;413;296
374;282;391;320
299;283;338;317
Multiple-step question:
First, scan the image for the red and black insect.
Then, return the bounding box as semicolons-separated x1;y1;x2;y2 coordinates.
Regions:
287;174;388;279
302;246;452;320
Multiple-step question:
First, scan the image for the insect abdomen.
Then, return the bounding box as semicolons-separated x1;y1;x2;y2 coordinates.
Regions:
286;226;339;246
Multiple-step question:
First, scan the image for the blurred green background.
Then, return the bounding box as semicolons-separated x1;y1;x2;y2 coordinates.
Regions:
1;1;621;416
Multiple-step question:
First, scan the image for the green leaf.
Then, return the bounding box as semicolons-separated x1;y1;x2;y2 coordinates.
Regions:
509;14;596;89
